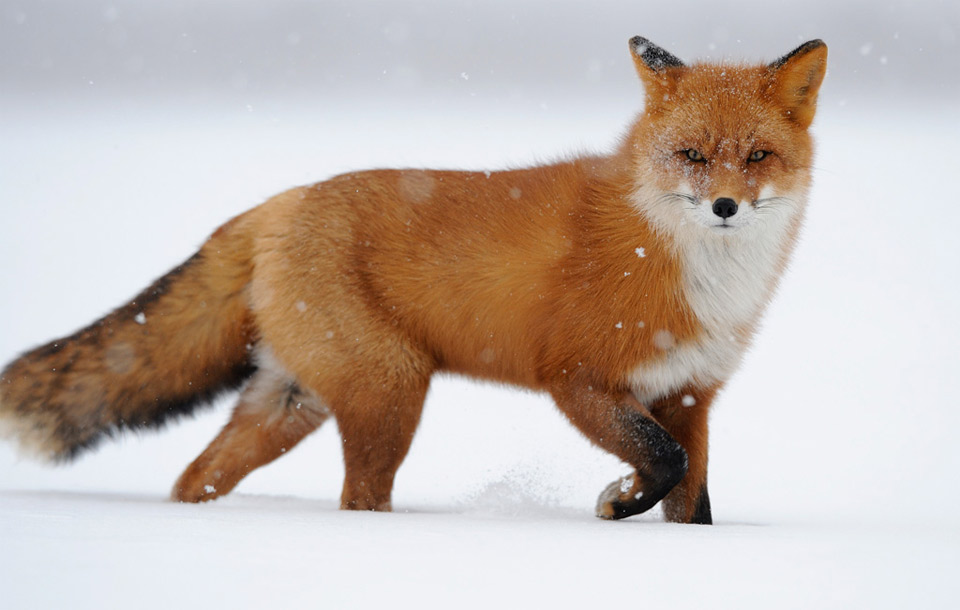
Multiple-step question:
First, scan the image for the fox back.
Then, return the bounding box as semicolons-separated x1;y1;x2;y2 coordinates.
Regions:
0;37;826;523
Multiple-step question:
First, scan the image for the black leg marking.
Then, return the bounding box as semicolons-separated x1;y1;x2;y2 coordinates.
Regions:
597;409;689;520
690;484;712;525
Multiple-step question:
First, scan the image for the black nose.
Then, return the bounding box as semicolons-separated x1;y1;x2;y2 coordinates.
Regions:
712;197;738;219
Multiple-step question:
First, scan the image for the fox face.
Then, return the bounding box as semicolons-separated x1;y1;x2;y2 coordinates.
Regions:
626;37;827;241
621;38;827;405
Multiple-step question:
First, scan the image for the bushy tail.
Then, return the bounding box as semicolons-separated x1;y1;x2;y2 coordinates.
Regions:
0;215;258;461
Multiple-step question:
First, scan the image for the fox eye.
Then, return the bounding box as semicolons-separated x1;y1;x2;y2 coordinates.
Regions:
748;150;770;162
684;149;705;162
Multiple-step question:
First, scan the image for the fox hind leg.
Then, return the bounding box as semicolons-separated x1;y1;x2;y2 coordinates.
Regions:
331;361;432;512
172;360;330;503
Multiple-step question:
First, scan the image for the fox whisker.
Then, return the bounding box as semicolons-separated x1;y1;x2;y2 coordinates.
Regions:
754;196;796;208
656;192;699;205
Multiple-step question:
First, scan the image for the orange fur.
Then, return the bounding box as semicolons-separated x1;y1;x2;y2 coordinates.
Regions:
0;38;827;523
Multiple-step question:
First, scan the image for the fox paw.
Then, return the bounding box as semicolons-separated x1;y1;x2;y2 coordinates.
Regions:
171;469;227;503
596;473;656;520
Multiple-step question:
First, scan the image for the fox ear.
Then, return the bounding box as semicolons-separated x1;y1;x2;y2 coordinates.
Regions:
629;36;684;109
768;40;828;128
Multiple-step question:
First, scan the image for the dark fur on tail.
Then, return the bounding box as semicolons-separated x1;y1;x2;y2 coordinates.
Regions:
0;219;257;461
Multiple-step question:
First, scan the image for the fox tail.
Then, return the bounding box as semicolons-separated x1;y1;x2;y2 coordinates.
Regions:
0;216;257;461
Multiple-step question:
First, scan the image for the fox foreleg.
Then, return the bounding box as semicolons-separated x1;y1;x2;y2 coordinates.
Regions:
599;386;717;524
550;384;688;521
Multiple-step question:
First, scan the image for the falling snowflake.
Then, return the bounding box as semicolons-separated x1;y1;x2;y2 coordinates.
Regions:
653;329;676;350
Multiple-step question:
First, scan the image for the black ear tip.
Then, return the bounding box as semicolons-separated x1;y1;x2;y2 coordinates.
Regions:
798;39;827;54
629;35;684;71
770;39;827;69
628;35;651;51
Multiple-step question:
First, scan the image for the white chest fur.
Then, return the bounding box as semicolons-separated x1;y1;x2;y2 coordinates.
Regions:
629;208;798;404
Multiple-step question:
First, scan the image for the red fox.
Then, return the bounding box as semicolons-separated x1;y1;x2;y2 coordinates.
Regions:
0;37;826;523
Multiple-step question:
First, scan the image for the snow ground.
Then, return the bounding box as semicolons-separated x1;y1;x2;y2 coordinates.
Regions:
1;95;959;608
1;491;955;609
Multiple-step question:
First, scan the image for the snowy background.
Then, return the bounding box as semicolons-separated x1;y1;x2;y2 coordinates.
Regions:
1;0;958;608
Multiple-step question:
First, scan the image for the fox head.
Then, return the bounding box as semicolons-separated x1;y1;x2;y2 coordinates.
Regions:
625;37;827;240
